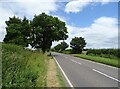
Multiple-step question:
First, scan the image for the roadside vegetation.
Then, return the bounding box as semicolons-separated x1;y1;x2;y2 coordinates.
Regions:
2;13;68;87
86;49;119;59
75;49;120;67
2;43;66;87
2;43;49;87
73;54;120;68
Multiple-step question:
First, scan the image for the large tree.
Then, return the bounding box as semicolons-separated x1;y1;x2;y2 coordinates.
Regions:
21;17;32;47
4;16;31;47
31;13;68;53
70;37;86;54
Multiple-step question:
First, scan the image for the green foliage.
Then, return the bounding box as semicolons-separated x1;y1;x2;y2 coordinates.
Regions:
62;49;72;54
54;44;61;52
2;43;48;87
70;37;86;54
4;16;31;47
86;49;119;59
4;13;68;53
74;54;120;68
53;41;68;52
31;13;68;53
60;41;69;51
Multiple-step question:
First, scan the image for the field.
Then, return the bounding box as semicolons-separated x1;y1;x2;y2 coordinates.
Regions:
2;43;49;87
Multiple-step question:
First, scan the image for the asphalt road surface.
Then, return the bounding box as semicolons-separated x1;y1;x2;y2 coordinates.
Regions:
52;52;120;88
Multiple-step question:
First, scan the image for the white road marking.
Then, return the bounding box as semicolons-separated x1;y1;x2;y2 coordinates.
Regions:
75;57;118;69
53;57;74;88
71;60;81;65
55;52;118;69
92;69;120;83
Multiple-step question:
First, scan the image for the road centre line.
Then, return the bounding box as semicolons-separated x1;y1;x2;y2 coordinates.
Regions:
71;60;81;65
75;57;118;69
53;57;74;88
92;69;120;83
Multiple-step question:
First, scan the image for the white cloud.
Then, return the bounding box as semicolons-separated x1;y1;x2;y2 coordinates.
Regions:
1;0;59;17
52;15;67;23
65;17;118;48
16;0;58;16
0;0;59;42
65;0;118;13
0;3;14;42
52;16;118;48
65;0;91;13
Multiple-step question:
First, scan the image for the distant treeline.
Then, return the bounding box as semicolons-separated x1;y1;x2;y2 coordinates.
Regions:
62;48;119;59
86;49;119;59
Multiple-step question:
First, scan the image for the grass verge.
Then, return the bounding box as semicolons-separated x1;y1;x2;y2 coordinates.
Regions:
2;43;49;87
47;57;66;87
73;54;120;68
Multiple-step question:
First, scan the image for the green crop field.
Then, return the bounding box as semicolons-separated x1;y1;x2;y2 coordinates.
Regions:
2;43;49;87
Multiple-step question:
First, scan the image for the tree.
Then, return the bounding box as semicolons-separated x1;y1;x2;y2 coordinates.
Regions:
60;41;69;51
54;41;69;52
54;44;61;52
70;37;86;54
4;16;31;47
21;17;32;47
31;13;68;53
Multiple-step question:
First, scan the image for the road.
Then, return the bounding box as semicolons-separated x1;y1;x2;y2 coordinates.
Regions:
52;52;120;88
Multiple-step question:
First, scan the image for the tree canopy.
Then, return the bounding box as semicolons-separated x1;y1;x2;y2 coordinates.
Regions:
31;13;68;53
70;37;86;54
54;44;61;52
4;16;31;47
4;13;68;53
54;41;69;52
60;41;69;51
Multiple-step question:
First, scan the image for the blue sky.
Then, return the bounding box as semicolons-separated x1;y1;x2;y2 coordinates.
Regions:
0;0;118;48
51;2;118;27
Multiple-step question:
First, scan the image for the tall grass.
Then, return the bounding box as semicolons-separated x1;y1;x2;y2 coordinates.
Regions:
2;43;49;87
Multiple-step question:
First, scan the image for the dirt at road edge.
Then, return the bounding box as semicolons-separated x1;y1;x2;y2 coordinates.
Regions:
47;58;60;87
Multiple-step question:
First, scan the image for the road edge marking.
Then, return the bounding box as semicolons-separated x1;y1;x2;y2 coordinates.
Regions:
53;57;74;88
92;69;120;83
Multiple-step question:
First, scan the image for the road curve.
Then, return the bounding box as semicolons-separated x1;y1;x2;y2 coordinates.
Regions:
52;52;120;88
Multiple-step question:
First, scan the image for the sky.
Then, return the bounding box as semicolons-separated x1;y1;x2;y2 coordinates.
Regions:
0;0;119;49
